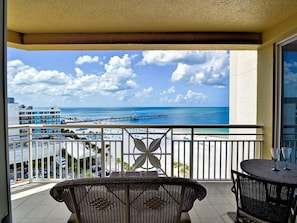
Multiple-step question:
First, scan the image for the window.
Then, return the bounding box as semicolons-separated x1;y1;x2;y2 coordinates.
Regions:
277;35;297;159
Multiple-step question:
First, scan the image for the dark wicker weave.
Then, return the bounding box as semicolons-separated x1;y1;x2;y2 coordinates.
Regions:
50;176;207;223
231;170;297;223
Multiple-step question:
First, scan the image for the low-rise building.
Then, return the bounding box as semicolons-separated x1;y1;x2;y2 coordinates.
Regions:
8;97;61;136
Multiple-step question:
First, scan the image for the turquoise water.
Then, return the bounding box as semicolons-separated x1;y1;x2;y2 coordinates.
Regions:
60;107;229;125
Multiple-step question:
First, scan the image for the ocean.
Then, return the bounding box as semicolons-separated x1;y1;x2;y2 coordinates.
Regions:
60;107;229;125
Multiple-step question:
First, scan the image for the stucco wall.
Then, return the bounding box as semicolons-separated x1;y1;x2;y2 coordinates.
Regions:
258;11;297;159
230;51;257;125
257;46;274;159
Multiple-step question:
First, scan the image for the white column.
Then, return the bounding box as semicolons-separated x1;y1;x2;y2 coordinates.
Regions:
229;50;257;125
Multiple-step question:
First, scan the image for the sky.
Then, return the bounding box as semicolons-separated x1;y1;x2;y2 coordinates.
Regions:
7;48;230;107
284;51;297;98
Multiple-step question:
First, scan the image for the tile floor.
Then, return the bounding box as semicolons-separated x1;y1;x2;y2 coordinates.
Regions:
10;181;237;223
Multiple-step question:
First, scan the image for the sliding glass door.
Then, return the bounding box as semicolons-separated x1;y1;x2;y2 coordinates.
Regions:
278;36;297;162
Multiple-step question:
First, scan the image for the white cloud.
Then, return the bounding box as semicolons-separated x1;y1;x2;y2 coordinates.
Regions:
8;60;75;99
141;50;229;87
160;90;207;104
7;50;228;107
283;61;297;97
160;86;175;95
99;54;138;92
75;67;84;77
75;55;99;65
141;50;204;65
7;54;139;105
184;90;208;101
8;60;71;87
135;86;153;99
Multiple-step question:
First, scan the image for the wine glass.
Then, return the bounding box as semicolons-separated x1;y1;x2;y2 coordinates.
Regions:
271;148;280;171
281;147;292;170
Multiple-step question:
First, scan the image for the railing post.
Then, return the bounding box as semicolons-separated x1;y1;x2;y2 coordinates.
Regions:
28;126;33;183
101;128;106;177
189;128;194;179
121;129;124;172
171;129;174;176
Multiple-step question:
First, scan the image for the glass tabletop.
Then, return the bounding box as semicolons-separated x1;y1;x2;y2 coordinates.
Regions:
240;159;297;186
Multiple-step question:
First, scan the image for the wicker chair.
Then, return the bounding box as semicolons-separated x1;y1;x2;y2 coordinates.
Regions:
231;170;297;223
50;176;207;223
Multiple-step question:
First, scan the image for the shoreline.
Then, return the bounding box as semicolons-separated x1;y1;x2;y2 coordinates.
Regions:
63;121;226;141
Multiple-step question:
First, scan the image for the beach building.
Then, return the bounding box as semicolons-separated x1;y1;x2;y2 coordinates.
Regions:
8;97;61;126
8;97;61;140
7;97;19;126
7;97;19;138
19;105;60;126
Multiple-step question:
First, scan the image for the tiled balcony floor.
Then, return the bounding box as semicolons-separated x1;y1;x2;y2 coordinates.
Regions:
11;181;237;223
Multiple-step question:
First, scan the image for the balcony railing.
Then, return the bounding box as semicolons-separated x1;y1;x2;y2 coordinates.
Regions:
8;124;263;184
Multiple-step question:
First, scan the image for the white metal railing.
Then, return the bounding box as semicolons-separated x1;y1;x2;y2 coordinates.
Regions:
8;124;263;184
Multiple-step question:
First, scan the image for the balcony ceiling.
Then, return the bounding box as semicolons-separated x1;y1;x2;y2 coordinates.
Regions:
7;0;297;50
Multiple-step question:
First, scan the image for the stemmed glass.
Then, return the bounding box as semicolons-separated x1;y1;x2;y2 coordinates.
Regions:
281;147;292;170
271;148;280;171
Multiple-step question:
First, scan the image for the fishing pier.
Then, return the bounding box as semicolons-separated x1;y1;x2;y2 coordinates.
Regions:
62;114;168;124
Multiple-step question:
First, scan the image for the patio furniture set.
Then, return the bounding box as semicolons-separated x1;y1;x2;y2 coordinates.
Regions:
50;149;297;223
232;157;297;223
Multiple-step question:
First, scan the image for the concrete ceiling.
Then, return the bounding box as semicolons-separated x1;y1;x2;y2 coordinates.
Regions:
7;0;297;50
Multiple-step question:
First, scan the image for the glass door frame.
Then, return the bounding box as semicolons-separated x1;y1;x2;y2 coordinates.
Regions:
275;34;297;148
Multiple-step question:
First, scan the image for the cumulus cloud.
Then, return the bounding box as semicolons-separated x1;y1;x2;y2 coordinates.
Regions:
160;90;207;104
98;54;138;92
184;90;207;101
75;55;99;65
160;86;175;95
135;86;153;99
8;60;71;87
141;51;203;65
75;67;84;77
7;50;229;106
7;54;139;104
141;50;229;88
283;61;297;97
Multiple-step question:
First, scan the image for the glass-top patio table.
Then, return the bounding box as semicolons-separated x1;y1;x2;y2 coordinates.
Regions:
241;159;297;186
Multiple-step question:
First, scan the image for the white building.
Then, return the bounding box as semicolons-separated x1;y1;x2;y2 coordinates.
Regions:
7;98;61;137
7;97;19;126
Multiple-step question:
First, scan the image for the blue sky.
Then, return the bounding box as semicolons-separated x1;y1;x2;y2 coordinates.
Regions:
7;48;230;107
284;51;297;97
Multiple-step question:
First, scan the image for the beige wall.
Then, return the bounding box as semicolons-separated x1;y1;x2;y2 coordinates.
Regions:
257;46;274;159
230;51;257;125
257;12;297;159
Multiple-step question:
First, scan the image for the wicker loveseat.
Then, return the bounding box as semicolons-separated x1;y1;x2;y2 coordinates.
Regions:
50;176;207;223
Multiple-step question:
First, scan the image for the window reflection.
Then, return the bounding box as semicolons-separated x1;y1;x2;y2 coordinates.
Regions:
281;40;297;151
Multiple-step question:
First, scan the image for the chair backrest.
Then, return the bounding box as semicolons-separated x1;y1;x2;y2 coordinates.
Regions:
50;176;206;223
231;170;296;223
